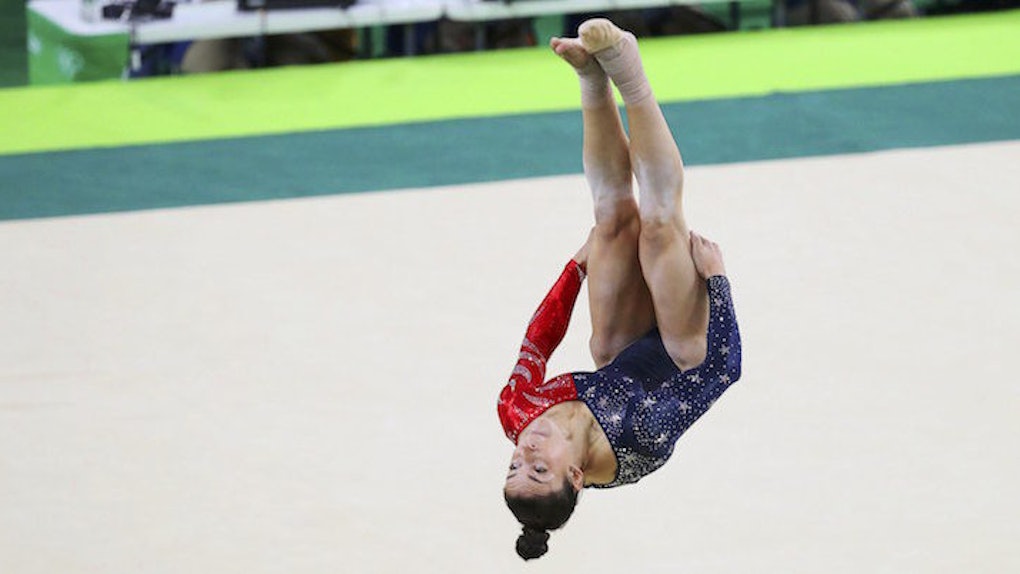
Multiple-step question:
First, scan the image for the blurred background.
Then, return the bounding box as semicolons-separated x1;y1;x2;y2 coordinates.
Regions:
2;2;1019;573
4;0;1019;86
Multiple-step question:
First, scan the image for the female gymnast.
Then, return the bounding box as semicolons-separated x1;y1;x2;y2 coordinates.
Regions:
497;19;743;560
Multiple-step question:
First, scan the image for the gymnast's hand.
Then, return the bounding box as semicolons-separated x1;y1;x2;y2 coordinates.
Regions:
571;229;595;273
572;228;594;272
691;231;726;279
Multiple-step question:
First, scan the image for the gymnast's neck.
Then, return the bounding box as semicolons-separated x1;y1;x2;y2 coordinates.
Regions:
541;402;618;486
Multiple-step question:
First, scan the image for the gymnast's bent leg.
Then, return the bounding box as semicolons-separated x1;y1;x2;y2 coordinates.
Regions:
550;34;656;368
580;19;709;370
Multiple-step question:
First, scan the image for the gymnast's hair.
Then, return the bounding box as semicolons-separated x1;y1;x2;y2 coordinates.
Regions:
504;478;579;560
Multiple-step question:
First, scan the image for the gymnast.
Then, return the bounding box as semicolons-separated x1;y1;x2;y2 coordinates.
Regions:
497;18;743;560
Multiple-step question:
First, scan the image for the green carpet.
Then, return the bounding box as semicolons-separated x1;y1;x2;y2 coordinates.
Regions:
1;10;1019;155
2;74;1018;221
1;11;1019;221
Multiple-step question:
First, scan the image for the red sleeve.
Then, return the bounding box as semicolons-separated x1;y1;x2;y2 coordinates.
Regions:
498;260;585;440
522;259;586;360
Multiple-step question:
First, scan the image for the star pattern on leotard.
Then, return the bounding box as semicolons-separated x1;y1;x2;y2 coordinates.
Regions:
573;276;743;489
607;446;668;486
500;275;742;490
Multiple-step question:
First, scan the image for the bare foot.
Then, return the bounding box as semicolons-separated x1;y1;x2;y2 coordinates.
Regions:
550;36;596;73
551;35;611;107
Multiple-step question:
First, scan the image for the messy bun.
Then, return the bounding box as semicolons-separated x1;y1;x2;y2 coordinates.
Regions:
516;527;550;560
505;477;579;561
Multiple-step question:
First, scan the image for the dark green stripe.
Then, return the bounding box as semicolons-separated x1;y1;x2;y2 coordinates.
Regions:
2;75;1018;221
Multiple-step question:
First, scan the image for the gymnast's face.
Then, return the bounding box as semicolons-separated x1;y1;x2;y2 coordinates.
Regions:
504;418;579;498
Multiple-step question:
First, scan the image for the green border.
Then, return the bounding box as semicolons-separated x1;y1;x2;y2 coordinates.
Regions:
2;75;1018;221
0;10;1019;155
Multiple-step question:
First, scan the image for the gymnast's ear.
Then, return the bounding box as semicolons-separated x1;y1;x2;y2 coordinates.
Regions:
568;465;584;492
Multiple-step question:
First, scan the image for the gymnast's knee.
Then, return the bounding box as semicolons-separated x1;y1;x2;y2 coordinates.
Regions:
637;215;682;249
592;202;640;240
589;336;618;368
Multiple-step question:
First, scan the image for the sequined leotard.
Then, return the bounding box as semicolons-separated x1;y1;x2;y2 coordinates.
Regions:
497;260;742;488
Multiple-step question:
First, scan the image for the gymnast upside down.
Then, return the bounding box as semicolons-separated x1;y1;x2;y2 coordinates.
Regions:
496;18;743;560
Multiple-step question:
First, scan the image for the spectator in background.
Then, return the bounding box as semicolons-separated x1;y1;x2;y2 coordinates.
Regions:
784;0;917;25
385;18;536;55
181;29;357;73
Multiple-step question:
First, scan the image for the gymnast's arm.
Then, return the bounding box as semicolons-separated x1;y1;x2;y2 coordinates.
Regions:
498;237;591;438
510;237;590;388
691;231;742;381
521;260;586;362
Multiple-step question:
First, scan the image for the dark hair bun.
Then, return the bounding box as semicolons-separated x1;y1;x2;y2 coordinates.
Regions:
515;527;550;560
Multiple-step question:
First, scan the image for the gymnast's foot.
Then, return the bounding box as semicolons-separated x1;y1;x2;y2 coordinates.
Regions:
578;18;651;106
550;36;612;108
578;18;626;54
550;36;595;71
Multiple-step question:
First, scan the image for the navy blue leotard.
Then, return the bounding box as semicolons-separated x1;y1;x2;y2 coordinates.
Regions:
498;262;742;488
